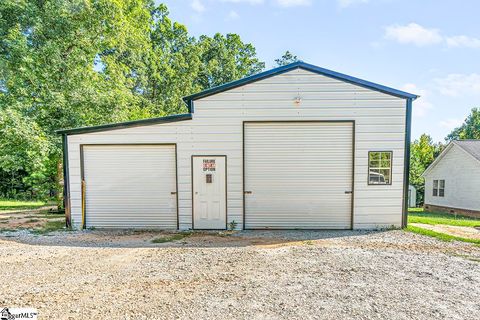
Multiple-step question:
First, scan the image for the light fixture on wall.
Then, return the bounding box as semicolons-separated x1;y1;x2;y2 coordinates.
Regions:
294;96;302;106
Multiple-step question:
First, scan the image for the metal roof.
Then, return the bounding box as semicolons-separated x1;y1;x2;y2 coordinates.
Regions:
182;61;419;112
58;61;418;135
56;113;193;135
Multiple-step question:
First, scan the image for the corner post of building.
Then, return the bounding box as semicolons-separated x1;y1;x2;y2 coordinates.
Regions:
402;98;413;228
62;134;71;228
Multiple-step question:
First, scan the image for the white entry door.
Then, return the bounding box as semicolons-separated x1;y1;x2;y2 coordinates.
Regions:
192;156;227;229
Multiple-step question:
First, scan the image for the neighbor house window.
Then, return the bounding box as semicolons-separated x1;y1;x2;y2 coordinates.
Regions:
433;180;445;197
368;151;392;185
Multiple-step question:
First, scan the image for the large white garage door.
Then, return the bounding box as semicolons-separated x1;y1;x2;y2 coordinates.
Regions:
244;122;353;229
82;145;177;229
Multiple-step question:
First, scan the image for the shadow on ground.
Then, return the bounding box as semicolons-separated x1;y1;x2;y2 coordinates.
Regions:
0;229;387;249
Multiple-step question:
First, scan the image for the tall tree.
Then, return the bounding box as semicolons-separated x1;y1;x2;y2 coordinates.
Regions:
446;108;480;140
275;51;299;66
0;1;265;200
196;33;265;88
409;134;443;206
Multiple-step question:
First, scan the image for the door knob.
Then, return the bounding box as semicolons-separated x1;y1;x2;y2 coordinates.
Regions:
171;191;177;195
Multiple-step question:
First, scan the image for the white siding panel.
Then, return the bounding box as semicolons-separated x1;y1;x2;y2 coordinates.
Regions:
424;145;480;211
67;68;406;230
244;122;353;229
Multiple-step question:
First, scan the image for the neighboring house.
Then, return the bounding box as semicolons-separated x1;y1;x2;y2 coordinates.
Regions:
408;185;417;208
57;61;417;230
422;140;480;218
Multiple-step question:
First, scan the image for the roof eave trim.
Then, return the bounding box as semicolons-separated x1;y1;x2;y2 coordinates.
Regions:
56;113;193;135
182;61;419;109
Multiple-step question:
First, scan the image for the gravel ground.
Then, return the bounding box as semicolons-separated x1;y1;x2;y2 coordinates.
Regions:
0;229;479;319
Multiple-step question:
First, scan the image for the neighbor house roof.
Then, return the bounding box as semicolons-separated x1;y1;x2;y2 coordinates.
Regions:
422;140;480;177
182;61;419;112
454;140;480;162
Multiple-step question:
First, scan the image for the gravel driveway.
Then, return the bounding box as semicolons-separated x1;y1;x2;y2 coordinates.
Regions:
0;230;479;319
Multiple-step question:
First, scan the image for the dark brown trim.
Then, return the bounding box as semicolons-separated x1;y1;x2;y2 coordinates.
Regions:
242;120;356;230
175;144;179;230
191;155;228;230
367;151;393;186
62;134;71;228
79;145;85;229
79;143;178;230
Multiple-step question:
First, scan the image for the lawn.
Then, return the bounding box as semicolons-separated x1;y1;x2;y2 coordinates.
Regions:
407;208;480;245
0;199;48;211
406;225;480;245
408;208;480;227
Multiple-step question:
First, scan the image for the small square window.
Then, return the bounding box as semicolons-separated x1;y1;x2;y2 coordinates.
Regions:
368;151;392;185
206;174;213;184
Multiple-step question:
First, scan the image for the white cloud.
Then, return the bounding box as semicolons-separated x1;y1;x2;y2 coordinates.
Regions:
446;35;480;48
226;10;240;20
274;0;312;7
434;73;480;97
338;0;369;8
384;23;480;49
191;0;206;13
439;118;463;130
385;23;443;47
402;83;432;118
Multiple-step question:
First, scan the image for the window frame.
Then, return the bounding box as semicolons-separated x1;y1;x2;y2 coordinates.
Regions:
438;179;445;197
367;151;393;186
433;180;438;196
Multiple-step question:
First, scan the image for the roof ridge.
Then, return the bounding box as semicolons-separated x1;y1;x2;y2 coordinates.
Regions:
182;61;418;113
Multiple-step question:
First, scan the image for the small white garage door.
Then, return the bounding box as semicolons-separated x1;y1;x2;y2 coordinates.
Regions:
244;122;353;229
82;145;177;228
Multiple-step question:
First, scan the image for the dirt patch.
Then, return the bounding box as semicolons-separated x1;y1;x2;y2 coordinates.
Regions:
0;230;479;319
412;223;480;240
0;208;64;232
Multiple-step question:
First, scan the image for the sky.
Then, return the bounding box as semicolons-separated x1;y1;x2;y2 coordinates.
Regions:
158;0;480;142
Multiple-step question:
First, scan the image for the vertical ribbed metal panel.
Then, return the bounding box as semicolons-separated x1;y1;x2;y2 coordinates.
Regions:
83;145;177;229
244;122;353;229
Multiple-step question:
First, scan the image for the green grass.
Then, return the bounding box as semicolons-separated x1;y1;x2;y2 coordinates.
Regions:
0;199;47;211
31;220;70;235
151;232;191;243
406;225;480;245
408;208;480;227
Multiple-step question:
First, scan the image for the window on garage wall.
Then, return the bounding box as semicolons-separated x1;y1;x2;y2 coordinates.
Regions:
368;151;392;185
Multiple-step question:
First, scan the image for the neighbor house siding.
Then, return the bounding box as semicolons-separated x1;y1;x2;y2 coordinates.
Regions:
67;68;406;230
424;144;480;211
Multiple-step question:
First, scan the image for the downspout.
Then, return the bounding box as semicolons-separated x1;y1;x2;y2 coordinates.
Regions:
402;98;413;228
62;134;71;228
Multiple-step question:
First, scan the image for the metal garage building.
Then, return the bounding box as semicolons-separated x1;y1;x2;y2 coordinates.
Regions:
58;61;417;230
